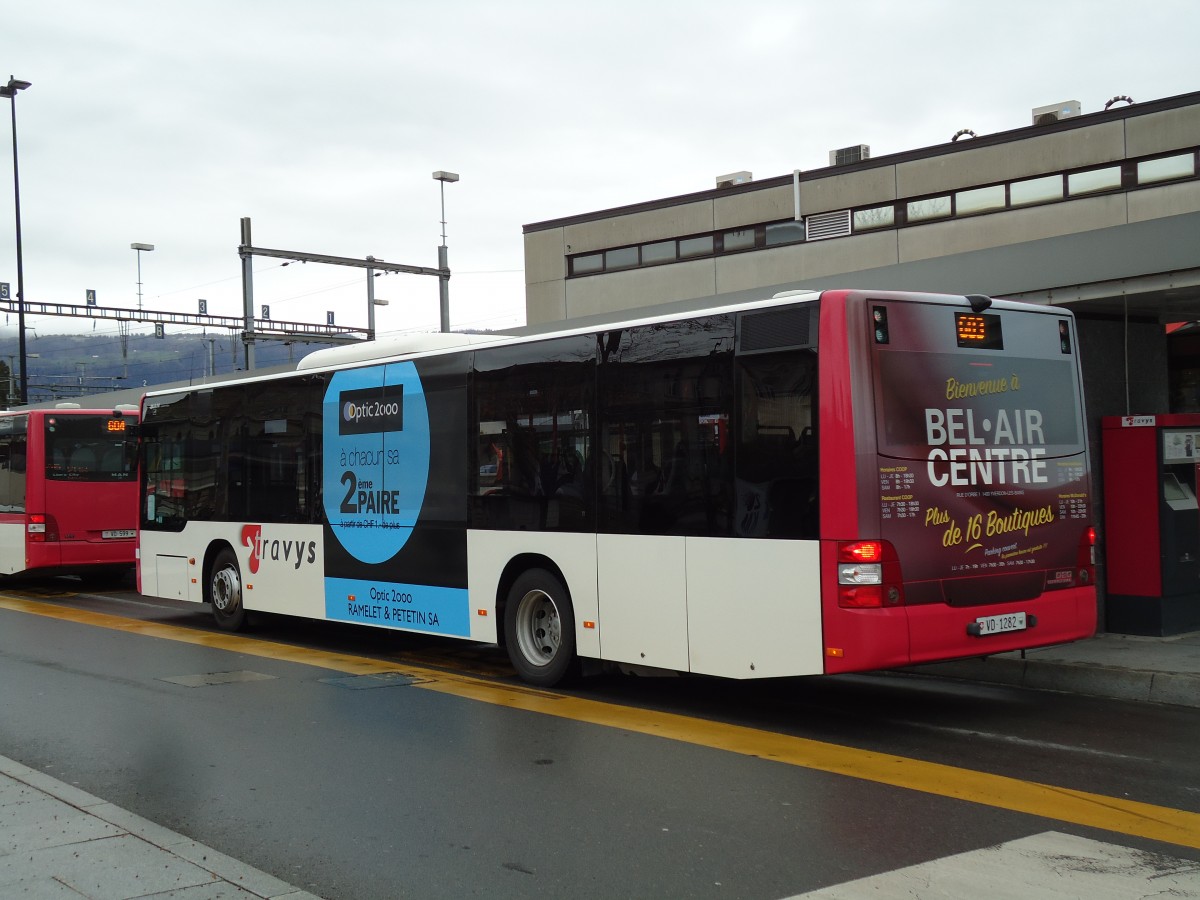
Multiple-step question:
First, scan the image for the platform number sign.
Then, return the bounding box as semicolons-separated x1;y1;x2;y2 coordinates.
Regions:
327;311;335;325
261;304;270;320
198;299;207;315
0;282;8;300
154;323;165;339
86;289;97;306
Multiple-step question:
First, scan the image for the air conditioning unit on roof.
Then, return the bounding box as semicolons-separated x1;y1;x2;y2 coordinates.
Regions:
1032;100;1081;125
716;171;752;188
829;145;870;166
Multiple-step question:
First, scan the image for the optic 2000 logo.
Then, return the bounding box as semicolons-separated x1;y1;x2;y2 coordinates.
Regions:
323;362;431;565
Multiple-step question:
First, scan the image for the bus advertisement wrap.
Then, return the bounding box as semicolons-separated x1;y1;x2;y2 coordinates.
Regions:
322;361;469;633
875;350;1089;589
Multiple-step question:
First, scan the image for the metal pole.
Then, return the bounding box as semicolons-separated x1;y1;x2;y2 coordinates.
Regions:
366;256;376;339
438;244;450;333
6;85;27;404
438;180;450;333
432;171;458;334
239;217;256;370
135;249;143;310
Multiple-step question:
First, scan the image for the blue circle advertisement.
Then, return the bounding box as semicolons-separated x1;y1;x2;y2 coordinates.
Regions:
322;362;430;564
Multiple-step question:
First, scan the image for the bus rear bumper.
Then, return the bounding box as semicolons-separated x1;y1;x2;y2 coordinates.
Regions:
822;586;1098;674
25;539;136;575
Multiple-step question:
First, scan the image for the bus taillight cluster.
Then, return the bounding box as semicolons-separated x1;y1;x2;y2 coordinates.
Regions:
26;513;60;543
837;540;904;608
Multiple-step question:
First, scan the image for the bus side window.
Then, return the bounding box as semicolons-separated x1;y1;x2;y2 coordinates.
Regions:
735;350;818;539
599;317;735;538
0;431;17;512
471;336;596;532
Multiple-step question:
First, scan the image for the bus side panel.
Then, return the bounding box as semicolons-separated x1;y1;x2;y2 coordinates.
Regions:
466;530;597;654
820;541;912;673
817;291;912;672
816;291;860;540
0;519;26;575
138;530;196;601
139;523;327;618
686;536;823;678
598;534;687;670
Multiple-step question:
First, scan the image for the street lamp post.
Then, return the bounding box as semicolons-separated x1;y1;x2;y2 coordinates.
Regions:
1;76;31;405
131;242;154;310
432;170;459;333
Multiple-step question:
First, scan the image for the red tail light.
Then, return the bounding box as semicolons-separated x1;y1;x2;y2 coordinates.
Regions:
1077;526;1096;584
837;540;904;608
27;514;60;543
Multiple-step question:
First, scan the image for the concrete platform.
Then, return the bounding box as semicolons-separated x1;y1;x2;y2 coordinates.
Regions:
0;755;321;900
910;630;1200;708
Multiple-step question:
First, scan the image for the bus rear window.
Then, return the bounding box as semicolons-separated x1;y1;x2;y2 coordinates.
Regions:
45;415;137;482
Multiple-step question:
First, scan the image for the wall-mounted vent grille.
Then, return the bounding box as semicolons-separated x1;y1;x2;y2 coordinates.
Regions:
805;209;852;242
738;306;817;354
829;144;870;166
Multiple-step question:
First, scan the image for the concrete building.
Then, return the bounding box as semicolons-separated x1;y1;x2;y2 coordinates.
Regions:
522;90;1200;632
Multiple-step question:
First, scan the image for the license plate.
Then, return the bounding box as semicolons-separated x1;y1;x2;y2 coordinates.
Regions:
102;529;135;539
974;611;1027;636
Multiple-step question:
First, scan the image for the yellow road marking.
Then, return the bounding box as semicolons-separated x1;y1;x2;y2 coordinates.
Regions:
3;594;1199;851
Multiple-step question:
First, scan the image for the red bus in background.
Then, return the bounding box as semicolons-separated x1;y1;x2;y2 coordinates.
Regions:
0;406;140;579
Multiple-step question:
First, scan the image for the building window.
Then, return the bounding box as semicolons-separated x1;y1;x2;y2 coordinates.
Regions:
571;253;603;276
1010;174;1063;207
765;220;806;246
605;247;639;270
955;184;1006;216
853;205;895;231
642;240;677;264
679;235;714;258
722;229;756;252
1068;166;1122;196
907;195;952;222
1138;153;1196;185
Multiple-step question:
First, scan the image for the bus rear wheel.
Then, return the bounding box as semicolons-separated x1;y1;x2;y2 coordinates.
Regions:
209;548;247;632
504;569;577;688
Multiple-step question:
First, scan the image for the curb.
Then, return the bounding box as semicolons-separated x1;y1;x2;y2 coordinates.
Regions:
907;657;1200;709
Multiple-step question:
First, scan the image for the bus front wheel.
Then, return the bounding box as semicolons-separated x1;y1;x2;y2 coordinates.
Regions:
209;548;247;632
504;569;577;688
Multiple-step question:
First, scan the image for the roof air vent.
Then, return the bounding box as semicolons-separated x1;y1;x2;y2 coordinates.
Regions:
1032;100;1081;125
716;171;752;189
829;145;870;166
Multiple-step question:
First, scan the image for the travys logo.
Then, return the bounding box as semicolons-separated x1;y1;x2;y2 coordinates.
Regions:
240;524;317;574
339;384;404;436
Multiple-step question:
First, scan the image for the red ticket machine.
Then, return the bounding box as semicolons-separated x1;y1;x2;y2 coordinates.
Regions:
1102;414;1200;634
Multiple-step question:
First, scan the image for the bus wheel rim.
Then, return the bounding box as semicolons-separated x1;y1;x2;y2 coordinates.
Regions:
213;567;241;613
515;589;560;667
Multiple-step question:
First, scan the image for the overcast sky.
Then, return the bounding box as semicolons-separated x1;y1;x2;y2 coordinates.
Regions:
1;0;1197;367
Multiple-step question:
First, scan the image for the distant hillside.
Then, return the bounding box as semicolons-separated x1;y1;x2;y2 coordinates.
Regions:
0;332;339;404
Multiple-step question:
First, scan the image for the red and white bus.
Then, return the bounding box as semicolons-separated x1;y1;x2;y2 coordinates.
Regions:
137;290;1096;686
0;406;140;579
